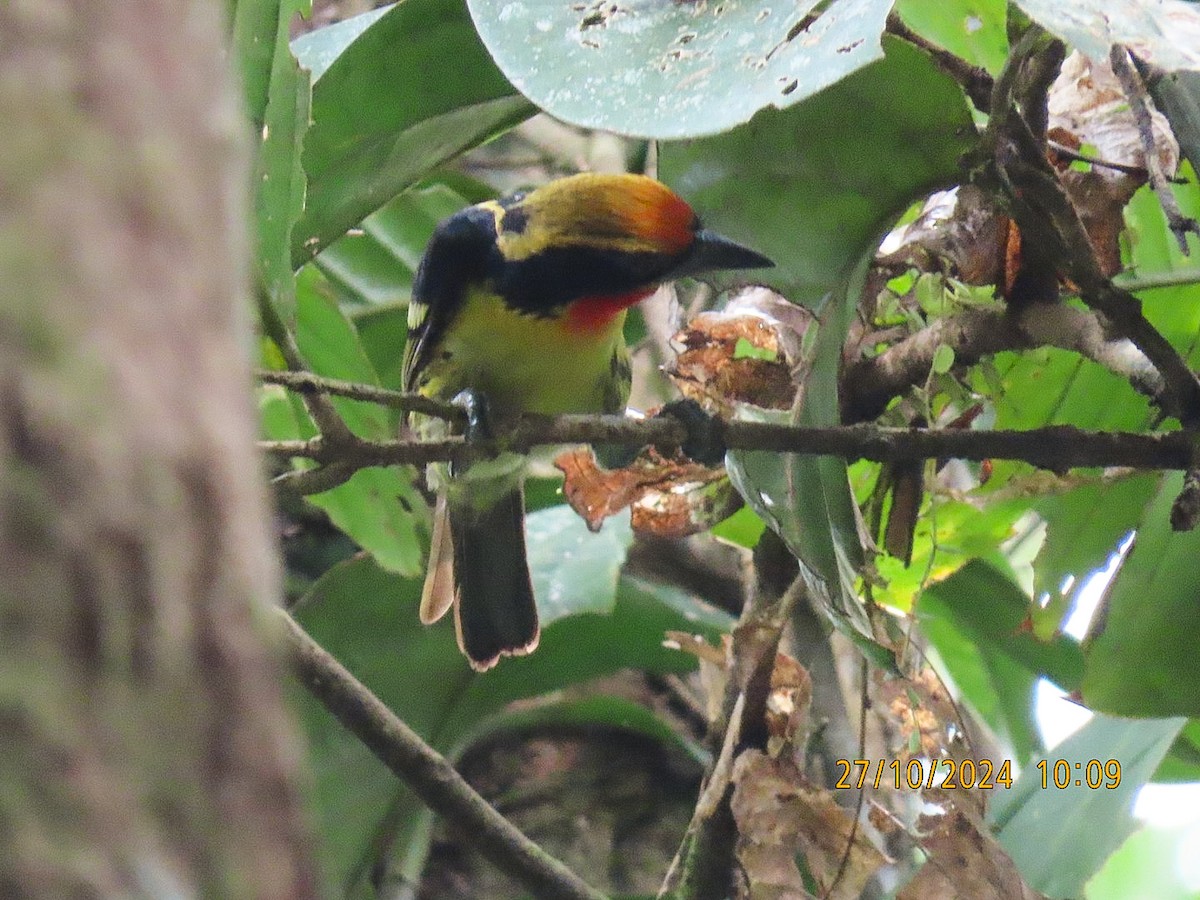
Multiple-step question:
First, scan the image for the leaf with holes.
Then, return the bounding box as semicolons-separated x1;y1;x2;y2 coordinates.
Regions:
468;0;895;139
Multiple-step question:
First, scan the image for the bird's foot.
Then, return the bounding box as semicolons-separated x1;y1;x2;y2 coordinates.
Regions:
451;388;495;442
449;389;498;477
658;398;727;466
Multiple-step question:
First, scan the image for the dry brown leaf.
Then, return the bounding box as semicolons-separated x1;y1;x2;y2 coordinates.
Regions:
667;289;814;415
898;806;1046;900
555;446;739;536
1049;51;1178;179
1047;51;1180;276
555;447;646;533
878;185;1010;287
877;667;960;761
731;751;888;900
765;652;812;760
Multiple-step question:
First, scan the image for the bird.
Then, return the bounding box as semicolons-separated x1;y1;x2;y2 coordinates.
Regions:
403;172;773;670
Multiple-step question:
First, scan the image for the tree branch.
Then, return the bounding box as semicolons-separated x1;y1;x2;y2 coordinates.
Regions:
261;399;1195;495
844;304;1163;422
274;608;607;900
256;285;357;444
886;12;994;112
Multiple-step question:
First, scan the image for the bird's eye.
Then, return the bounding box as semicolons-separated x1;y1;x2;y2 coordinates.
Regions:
501;204;530;235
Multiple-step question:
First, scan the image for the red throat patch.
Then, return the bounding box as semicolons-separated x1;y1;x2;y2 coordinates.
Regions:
565;287;654;334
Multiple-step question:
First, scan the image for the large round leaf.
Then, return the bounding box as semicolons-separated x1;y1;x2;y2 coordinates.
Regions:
1015;0;1200;72
468;0;894;139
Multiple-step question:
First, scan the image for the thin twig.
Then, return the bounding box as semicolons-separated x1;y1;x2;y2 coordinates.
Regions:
1109;44;1199;254
1046;140;1150;178
255;284;356;444
886;11;994;111
258;369;464;421
274;608;607;900
1113;268;1200;292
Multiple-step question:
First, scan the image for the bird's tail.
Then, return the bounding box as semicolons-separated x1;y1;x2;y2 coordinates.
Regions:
419;489;539;671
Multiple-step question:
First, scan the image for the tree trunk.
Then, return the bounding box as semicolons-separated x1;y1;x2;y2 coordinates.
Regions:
0;3;317;897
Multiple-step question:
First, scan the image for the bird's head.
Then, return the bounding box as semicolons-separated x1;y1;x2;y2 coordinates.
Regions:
485;174;774;314
414;174;772;322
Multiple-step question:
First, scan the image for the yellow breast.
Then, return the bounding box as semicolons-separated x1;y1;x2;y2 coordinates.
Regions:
414;285;632;420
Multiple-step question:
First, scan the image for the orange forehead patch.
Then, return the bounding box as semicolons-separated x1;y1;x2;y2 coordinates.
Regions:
503;173;698;258
608;175;697;254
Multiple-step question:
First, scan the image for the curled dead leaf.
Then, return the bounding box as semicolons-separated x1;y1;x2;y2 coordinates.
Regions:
1049;51;1179;180
731;750;888;900
1048;51;1180;275
555;446;740;536
878;185;1010;287
667;288;814;415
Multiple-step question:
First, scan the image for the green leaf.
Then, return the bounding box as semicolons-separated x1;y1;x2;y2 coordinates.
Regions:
291;268;427;577
352;305;411;392
292;516;733;890
1087;821;1200;900
920;558;1083;689
733;337;777;362
918;558;1083;761
1083;472;1200;717
291;5;389;81
1155;719;1200;783
931;342;956;375
231;0;285;127
990;346;1154;435
526;506;633;625
1123;178;1200;367
990;714;1184;898
468;0;893;140
294;268;391;437
1030;474;1157;613
876;494;1031;613
659;36;978;306
893;0;1009;74
709;505;767;549
253;0;312;322
724;266;894;674
291;0;535;264
307;469;426;578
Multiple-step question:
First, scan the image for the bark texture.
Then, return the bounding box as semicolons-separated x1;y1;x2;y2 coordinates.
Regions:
0;2;317;896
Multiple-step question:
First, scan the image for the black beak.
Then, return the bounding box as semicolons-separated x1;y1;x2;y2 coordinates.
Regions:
667;229;775;280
